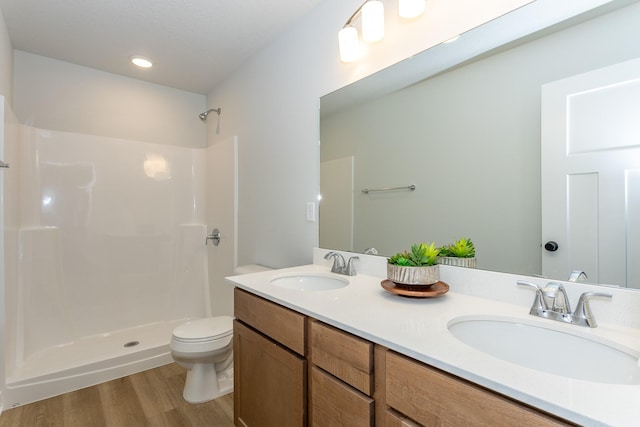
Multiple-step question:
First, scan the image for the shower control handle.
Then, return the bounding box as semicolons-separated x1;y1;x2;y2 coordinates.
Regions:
206;228;221;246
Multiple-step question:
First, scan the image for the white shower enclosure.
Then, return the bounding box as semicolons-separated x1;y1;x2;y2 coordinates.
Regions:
2;123;212;408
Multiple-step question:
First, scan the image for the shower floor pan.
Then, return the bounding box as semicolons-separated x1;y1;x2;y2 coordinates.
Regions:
4;319;189;408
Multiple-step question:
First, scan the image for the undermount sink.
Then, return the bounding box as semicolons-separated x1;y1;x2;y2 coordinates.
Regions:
448;317;640;384
269;272;349;291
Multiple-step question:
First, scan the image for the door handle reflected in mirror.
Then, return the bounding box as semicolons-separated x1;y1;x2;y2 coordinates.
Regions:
544;241;559;252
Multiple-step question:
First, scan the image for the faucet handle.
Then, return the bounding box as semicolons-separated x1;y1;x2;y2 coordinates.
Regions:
517;280;549;311
346;256;359;276
324;251;346;274
572;292;612;327
517;280;541;290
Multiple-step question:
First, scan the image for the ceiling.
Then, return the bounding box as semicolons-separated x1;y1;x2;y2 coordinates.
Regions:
0;0;323;94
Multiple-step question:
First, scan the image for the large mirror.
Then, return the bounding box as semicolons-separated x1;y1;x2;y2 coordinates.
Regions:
320;0;640;288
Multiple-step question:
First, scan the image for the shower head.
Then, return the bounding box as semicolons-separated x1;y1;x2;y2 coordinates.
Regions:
199;108;221;121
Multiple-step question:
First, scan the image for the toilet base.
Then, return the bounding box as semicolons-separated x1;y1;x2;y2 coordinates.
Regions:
183;363;233;404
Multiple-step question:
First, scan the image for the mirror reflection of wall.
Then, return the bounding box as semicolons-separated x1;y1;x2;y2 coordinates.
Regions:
320;2;640;279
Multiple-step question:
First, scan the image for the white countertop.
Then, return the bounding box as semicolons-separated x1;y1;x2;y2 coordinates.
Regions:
226;250;640;427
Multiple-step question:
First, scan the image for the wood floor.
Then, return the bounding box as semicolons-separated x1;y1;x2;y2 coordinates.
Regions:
0;363;234;427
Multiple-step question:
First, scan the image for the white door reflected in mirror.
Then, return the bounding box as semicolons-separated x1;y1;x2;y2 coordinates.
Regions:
542;58;640;288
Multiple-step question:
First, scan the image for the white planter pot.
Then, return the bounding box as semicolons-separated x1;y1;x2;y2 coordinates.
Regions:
387;264;440;285
438;257;477;268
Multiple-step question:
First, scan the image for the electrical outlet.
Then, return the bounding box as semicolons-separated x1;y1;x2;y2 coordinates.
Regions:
306;202;316;222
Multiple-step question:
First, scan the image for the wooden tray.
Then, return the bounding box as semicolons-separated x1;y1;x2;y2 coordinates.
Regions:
381;279;449;298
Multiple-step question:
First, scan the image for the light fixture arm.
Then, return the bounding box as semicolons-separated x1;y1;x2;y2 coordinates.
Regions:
343;0;368;28
339;0;425;63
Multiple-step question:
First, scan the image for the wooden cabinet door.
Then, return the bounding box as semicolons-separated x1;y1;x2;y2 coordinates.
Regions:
309;366;373;427
386;351;571;427
234;320;306;427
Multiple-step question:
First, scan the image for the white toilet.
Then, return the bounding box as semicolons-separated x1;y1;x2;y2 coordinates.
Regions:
170;264;272;403
170;316;234;403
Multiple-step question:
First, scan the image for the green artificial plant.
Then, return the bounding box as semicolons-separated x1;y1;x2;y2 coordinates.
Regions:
439;237;475;258
388;242;440;267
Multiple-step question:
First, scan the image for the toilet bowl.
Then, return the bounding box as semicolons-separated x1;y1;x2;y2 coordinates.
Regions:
170;315;234;403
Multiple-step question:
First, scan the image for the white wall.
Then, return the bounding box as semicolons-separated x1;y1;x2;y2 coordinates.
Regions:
0;8;12;103
13;51;206;148
206;0;617;269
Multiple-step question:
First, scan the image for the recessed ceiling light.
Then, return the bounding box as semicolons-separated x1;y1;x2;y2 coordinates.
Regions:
130;56;153;68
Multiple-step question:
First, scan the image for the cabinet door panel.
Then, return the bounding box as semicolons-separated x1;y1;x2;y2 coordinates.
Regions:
234;320;306;427
309;366;373;427
386;351;571;427
310;320;373;395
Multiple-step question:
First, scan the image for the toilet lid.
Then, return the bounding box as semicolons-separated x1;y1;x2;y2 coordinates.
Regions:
172;316;233;341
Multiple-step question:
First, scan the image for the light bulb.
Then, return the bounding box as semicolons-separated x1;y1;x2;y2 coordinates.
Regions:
362;1;384;42
398;0;425;19
338;26;360;62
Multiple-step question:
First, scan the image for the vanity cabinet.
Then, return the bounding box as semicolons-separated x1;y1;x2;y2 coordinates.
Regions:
234;289;307;427
233;287;574;427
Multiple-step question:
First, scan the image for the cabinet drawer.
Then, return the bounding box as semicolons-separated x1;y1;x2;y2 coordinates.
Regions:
309;320;373;395
309;366;373;427
386;351;572;427
234;288;306;356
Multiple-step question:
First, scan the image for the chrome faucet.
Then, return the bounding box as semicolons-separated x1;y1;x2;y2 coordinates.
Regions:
517;280;612;328
324;252;359;276
568;270;587;282
542;282;571;314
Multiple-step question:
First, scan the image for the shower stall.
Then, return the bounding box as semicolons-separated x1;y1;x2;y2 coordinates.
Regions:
1;119;213;408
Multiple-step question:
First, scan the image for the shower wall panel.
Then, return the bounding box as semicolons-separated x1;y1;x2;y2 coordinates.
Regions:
2;100;20;380
14;127;208;361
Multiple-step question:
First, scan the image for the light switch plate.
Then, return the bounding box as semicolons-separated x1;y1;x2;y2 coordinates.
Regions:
306;202;316;222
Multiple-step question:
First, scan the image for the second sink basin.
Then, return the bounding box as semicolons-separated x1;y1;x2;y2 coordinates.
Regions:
448;317;640;384
269;272;349;291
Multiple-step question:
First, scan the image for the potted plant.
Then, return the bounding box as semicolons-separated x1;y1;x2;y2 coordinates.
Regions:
387;242;440;285
438;237;477;268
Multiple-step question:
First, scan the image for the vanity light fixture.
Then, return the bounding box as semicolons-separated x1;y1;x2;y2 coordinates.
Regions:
130;55;153;68
338;26;360;62
339;0;425;63
338;1;383;63
398;0;425;19
361;1;384;42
